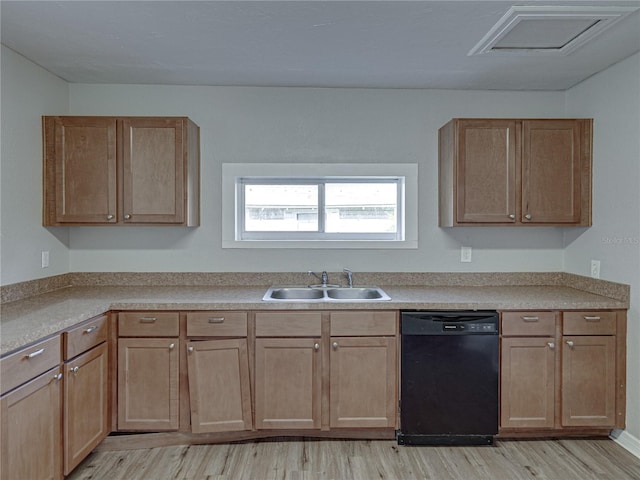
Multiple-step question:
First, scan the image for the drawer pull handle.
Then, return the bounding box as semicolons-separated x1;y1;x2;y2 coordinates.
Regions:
522;316;539;322
139;317;157;323
584;316;601;322
187;346;194;353
84;326;98;334
566;340;575;348
547;342;555;350
25;348;45;359
208;317;225;324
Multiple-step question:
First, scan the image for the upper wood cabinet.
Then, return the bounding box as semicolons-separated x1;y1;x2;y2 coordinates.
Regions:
43;116;200;226
439;118;592;226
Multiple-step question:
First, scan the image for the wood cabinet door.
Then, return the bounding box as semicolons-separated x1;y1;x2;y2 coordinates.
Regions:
562;336;616;427
187;339;252;433
45;116;117;224
255;338;322;430
64;343;109;475
117;338;179;431
456;119;518;223
521;120;582;224
121;118;185;224
329;337;397;428
0;367;63;480
500;337;556;429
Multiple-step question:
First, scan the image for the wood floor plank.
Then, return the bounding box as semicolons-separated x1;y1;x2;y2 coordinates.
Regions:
67;438;640;480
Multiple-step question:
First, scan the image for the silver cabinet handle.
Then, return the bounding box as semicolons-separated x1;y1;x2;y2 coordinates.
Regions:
522;316;539;322
124;214;131;220
525;214;532;220
313;343;320;351
208;317;225;324
508;214;515;219
566;340;575;348
53;373;63;381
139;317;157;323
547;342;555;350
71;366;79;374
187;346;194;353
106;214;114;220
332;342;339;349
25;348;45;359
584;316;601;322
84;325;98;334
169;343;175;350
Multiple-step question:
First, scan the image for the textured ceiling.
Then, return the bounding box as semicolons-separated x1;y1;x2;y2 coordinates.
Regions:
2;1;640;90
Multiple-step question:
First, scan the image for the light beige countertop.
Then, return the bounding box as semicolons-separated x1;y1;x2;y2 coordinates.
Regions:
0;281;629;356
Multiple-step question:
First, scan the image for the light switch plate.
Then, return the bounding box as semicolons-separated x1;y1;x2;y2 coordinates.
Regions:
41;250;50;268
461;246;472;263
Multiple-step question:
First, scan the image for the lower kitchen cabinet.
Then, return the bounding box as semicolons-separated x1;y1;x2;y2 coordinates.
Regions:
64;342;109;474
329;336;397;428
186;338;252;433
0;366;63;480
500;310;624;434
500;337;556;428
255;337;322;430
118;337;179;431
561;335;616;427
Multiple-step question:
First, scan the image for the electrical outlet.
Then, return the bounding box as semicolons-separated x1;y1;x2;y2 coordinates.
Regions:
41;250;50;268
591;260;600;279
461;246;472;263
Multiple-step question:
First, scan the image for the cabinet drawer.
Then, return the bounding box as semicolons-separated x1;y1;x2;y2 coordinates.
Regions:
1;335;61;395
502;312;556;336
255;312;322;337
563;311;616;335
187;312;247;337
118;312;179;337
330;311;396;336
64;314;108;360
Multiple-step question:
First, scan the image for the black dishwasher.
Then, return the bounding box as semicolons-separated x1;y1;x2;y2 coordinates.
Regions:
397;310;499;446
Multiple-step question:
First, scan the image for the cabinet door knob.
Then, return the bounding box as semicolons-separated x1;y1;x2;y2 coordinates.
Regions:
332;342;339;349
124;214;131;220
106;214;114;220
547;342;555;350
53;373;63;381
525;214;532;220
508;214;515;219
71;366;79;374
169;343;175;350
187;346;194;353
566;340;574;348
313;343;320;351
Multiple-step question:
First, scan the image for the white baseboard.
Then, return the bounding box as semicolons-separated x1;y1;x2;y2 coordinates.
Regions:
610;429;640;459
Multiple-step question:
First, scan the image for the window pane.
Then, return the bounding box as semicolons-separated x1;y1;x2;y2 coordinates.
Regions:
325;183;397;233
244;184;318;231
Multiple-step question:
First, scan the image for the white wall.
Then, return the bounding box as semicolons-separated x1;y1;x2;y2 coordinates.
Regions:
67;84;568;273
0;46;70;285
565;52;640;443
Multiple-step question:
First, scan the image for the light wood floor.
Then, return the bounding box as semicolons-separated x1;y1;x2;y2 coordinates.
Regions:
67;438;640;480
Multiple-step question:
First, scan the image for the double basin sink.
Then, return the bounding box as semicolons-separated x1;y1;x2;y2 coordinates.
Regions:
263;285;391;302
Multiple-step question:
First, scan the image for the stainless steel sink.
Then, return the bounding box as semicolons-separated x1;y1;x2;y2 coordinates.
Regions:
326;287;388;300
262;286;391;302
266;287;325;300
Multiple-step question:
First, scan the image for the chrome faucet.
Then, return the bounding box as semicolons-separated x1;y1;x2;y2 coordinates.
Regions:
308;270;329;287
343;268;353;288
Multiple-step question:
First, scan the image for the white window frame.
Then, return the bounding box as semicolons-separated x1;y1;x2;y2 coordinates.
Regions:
222;163;418;249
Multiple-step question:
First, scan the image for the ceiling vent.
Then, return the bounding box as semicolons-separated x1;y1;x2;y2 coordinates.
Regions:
469;5;639;56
